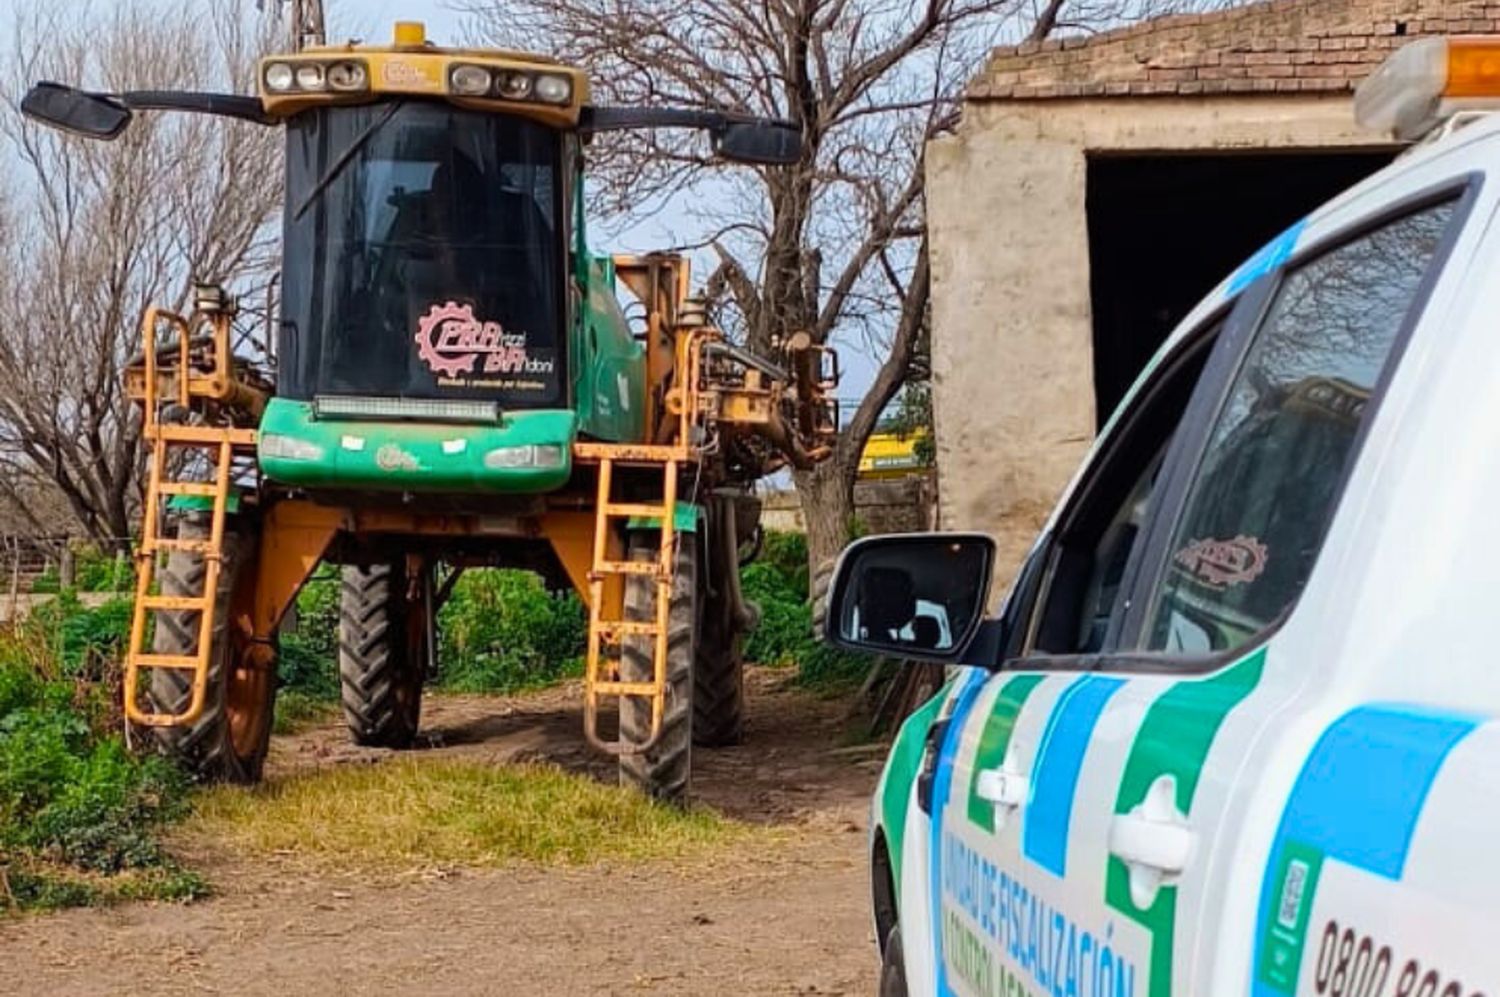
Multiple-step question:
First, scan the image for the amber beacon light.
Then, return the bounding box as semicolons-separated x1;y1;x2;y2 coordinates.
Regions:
1357;36;1500;140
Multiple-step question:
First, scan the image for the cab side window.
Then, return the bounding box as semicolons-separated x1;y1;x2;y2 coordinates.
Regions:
1141;198;1458;654
1024;325;1220;656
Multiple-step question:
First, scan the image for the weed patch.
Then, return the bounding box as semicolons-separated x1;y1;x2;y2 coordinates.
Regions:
191;759;744;870
0;606;199;913
272;690;338;735
437;571;586;694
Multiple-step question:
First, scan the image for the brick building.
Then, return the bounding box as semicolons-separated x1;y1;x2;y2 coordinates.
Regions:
928;0;1492;583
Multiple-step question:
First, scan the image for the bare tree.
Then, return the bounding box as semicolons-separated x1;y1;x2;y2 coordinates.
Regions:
465;0;1239;567
0;1;282;547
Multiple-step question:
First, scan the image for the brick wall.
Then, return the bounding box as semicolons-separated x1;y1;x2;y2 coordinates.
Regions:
972;0;1499;100
759;477;936;536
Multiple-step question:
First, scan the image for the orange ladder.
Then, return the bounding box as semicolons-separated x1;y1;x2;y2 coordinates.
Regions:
124;424;256;727
124;305;258;728
579;443;684;755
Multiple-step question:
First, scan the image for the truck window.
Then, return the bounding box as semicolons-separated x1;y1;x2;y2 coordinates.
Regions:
1141;198;1458;655
1023;319;1222;656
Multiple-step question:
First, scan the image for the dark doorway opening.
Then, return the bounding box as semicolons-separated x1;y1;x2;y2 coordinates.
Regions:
1086;150;1394;426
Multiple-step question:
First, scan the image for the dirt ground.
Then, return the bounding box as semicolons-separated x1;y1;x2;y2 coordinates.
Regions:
0;669;886;996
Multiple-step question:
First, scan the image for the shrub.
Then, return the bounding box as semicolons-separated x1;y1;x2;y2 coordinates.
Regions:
740;562;811;668
26;592;133;680
278;574;340;702
756;531;809;600
740;531;866;690
0;616;199;912
438;570;586;694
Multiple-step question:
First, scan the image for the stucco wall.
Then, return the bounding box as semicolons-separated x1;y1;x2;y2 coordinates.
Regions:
927;94;1389;586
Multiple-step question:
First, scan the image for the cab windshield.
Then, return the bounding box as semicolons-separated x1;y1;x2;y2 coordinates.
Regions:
279;102;565;407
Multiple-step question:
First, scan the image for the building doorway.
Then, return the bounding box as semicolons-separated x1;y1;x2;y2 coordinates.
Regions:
1086;150;1394;425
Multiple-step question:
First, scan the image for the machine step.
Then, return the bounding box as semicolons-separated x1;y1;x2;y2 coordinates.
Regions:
574;441;688;464
594;620;661;638
129;652;202;670
153;424;258;447
591;680;658;697
156;481;220;497
139;593;213;611
602;502;671;519
149;537;218;554
593;559;668;577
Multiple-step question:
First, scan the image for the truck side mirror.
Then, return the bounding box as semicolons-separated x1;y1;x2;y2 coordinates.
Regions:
824;533;995;663
713;121;801;166
21;83;132;140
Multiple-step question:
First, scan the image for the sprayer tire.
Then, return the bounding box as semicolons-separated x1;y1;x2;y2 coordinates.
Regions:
144;516;274;784
338;563;424;749
693;600;745;748
618;531;697;805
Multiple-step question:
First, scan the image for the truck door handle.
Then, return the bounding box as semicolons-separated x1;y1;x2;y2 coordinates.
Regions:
974;753;1028;830
1108;774;1196;910
976;768;1027;807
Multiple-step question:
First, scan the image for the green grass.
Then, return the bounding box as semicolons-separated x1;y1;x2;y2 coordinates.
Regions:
190;759;747;870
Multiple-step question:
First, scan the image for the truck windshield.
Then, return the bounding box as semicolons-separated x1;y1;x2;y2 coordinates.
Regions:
279;102;564;408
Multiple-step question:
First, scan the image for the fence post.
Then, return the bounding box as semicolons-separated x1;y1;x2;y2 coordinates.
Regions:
59;544;75;590
6;540;19;621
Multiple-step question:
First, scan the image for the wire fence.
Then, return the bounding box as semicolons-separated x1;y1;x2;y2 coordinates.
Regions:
0;534;135;621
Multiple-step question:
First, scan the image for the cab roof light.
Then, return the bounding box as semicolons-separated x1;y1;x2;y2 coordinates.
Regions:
445;64;574;105
1356;36;1500;140
262;59;369;95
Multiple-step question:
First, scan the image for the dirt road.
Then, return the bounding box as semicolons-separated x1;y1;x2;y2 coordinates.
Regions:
0;670;884;996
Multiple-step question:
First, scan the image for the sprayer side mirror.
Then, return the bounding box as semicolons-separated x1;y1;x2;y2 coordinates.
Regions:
21;83;132;140
714;121;801;166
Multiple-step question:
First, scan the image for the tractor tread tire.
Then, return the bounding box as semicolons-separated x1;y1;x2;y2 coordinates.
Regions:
145;519;269;784
692;630;745;748
619;533;696;804
339;564;423;749
692;502;747;748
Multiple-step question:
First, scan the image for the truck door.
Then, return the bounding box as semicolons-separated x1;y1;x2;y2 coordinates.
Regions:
929;186;1475;997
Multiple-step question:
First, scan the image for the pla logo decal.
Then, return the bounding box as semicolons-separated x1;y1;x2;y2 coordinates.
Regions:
381;61;439;90
1174;535;1268;590
414;302;532;378
375;443;418;472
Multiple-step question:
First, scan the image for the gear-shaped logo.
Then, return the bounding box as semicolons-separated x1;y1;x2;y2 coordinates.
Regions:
414;301;482;378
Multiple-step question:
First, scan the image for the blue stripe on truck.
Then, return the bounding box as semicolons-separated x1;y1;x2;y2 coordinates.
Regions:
1022;675;1125;878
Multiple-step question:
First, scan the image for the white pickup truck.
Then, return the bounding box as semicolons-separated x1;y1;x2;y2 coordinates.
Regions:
826;36;1500;997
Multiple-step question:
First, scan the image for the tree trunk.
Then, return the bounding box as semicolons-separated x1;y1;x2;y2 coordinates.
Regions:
795;459;856;573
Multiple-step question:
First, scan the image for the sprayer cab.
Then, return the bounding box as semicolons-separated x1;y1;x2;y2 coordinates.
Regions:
266;25;584;414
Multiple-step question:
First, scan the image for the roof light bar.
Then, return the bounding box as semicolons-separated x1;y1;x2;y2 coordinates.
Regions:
313;395;502;424
1356;36;1500;140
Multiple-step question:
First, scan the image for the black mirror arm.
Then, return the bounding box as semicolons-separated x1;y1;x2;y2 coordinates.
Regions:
579;105;796;137
965;618;1008;670
119;90;275;126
